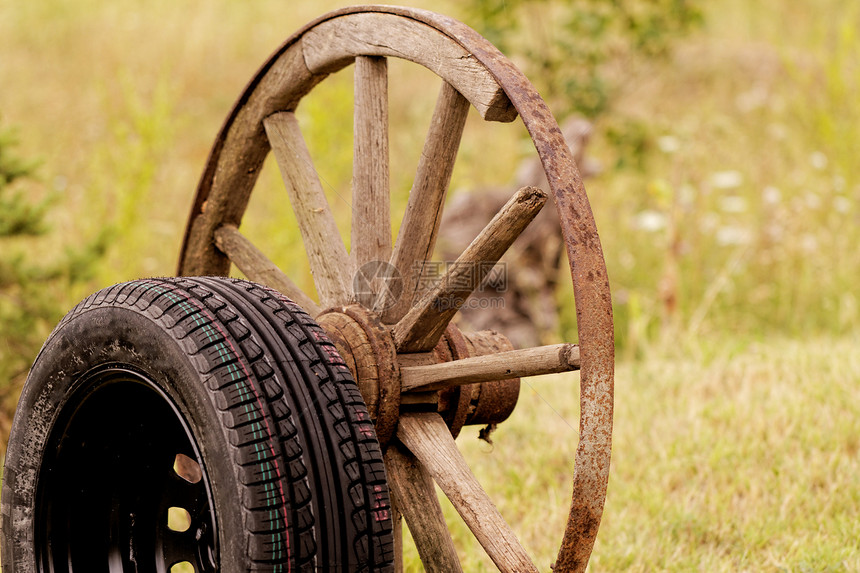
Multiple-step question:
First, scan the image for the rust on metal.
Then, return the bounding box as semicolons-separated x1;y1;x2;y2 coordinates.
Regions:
397;326;521;433
460;330;520;426
437;324;472;438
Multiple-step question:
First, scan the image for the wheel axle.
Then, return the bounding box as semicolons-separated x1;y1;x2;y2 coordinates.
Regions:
318;305;521;445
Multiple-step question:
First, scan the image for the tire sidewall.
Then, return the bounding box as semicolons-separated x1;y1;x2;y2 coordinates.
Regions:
1;305;244;571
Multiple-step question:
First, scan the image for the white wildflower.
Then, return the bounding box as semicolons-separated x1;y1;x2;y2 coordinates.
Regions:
765;223;784;241
53;175;68;192
711;170;743;189
833;196;851;213
701;213;719;233
634;210;667;232
762;186;781;205
805;192;822;210
720;196;748;213
716;226;751;246
657;135;680;154
833;175;846;191
810;151;828;170
801;235;818;252
679;184;697;208
736;86;768;112
768;123;788;140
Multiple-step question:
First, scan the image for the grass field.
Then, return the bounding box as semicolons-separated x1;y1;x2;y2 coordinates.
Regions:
0;0;857;570
426;332;860;571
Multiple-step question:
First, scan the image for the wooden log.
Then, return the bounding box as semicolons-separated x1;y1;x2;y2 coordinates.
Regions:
302;12;516;122
401;343;580;392
392;186;547;352
213;225;321;316
381;82;470;323
263;112;354;308
352;56;391;274
397;412;538;573
384;444;463;573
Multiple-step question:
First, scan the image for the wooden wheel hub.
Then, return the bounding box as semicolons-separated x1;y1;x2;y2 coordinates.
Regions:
317;305;401;446
317;306;520;446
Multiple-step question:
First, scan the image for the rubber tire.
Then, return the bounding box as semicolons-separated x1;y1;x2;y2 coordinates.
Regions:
1;277;394;572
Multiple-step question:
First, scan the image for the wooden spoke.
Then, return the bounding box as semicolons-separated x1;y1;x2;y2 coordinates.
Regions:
390;496;404;573
397;412;539;573
401;343;580;392
385;444;463;573
213;225;321;316
352;56;391;274
392;186;548;353
381;82;470;323
263;112;354;308
180;9;615;572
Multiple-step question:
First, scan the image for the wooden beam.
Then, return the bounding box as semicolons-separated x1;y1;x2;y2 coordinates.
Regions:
397;412;538;573
392;186;547;352
381;82;469;323
213;225;321;316
384;444;463;573
263;112;354;308
352;56;391;273
401;343;580;392
389;480;404;573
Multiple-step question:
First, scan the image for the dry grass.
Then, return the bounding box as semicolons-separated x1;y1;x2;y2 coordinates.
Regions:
407;332;860;571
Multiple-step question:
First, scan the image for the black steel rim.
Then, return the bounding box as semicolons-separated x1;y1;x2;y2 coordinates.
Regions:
34;364;218;573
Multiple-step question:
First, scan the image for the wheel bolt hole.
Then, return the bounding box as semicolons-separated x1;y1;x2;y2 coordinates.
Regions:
173;453;202;484
167;507;192;533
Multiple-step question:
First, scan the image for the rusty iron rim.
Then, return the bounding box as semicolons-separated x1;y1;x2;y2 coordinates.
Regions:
177;6;614;571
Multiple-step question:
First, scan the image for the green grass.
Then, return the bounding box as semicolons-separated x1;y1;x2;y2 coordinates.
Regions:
403;332;860;571
1;0;858;570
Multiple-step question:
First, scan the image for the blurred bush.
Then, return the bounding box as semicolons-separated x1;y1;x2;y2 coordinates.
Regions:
463;0;703;119
0;120;107;444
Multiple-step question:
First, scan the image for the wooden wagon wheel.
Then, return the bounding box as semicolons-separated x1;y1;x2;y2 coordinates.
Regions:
179;6;614;572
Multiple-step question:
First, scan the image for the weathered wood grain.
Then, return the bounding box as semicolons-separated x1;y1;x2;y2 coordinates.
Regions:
263;112;354;308
177;8;614;571
213;224;321;316
302;12;516;122
180;40;325;276
381;82;470;323
401;343;580;391
385;444;463;572
392;186;547;352
389;482;404;573
397;412;538;573
352;56;391;277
